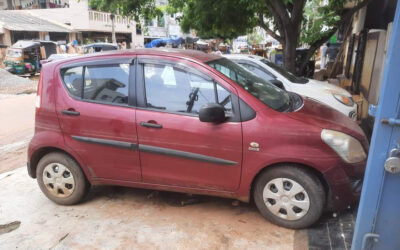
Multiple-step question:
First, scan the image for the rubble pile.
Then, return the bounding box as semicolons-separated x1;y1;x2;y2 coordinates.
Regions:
0;69;37;95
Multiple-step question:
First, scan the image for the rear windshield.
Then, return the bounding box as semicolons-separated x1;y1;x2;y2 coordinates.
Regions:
206;58;290;111
260;59;308;84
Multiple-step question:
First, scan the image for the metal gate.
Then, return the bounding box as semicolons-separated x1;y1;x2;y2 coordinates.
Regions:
352;1;400;249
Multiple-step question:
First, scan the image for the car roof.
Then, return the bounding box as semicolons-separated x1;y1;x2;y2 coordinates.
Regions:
50;48;222;67
224;54;266;61
84;43;118;48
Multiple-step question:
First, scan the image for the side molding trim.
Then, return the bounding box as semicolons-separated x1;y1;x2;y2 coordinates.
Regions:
71;136;237;165
139;144;237;165
71;136;137;150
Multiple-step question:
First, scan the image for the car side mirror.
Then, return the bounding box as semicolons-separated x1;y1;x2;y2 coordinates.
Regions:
199;103;226;123
269;79;285;90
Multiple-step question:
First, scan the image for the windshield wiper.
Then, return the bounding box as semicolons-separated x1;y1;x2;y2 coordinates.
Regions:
186;88;200;113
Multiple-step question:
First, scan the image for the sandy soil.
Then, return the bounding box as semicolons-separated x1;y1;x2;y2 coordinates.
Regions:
0;94;35;173
0;168;300;249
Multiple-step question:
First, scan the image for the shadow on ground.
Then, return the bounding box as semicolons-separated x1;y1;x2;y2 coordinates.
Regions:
308;207;357;250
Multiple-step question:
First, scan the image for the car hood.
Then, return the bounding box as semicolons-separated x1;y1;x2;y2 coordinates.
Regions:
304;79;351;97
287;97;367;146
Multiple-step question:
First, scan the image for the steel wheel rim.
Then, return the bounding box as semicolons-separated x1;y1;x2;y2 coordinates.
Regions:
262;178;310;221
42;163;75;198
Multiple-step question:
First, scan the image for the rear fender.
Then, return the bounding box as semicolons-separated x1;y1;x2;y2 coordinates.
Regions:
28;131;92;181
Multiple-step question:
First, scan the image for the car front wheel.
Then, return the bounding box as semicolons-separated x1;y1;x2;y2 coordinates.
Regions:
253;165;326;229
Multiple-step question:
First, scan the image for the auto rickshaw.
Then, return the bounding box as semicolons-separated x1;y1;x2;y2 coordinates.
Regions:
4;40;57;75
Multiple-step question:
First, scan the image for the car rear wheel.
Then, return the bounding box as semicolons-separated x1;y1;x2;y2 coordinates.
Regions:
36;152;89;205
253;165;325;229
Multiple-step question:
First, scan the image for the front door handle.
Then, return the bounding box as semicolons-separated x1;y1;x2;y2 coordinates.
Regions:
62;109;80;116
140;121;162;129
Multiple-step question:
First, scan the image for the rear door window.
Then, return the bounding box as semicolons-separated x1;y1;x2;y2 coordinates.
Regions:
61;63;130;105
61;66;83;98
83;64;129;105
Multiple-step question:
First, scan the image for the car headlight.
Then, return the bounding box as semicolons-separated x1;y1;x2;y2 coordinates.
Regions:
321;129;366;163
333;94;354;107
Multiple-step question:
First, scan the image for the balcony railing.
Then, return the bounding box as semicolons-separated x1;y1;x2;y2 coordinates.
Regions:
88;10;130;25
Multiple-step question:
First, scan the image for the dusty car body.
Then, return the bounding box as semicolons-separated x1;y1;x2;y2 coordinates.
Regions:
27;49;368;229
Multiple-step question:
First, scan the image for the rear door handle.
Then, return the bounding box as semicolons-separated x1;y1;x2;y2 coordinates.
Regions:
61;110;80;116
140;122;162;129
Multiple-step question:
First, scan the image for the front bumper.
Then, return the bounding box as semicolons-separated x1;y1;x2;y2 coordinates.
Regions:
324;160;366;211
327;178;363;211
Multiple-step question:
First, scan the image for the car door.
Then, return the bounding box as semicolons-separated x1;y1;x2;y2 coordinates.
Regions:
135;56;242;191
55;57;141;181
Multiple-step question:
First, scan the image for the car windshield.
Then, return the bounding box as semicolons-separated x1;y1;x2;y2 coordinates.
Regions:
260;59;308;84
206;58;290;111
6;49;23;58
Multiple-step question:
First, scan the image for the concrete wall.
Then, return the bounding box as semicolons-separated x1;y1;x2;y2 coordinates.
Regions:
352;6;367;34
132;33;144;48
19;0;139;42
0;0;69;10
21;0;89;29
1;28;11;45
0;0;8;10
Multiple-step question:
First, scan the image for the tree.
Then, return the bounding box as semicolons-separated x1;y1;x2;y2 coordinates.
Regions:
90;0;372;74
89;0;163;22
166;0;257;39
168;0;372;75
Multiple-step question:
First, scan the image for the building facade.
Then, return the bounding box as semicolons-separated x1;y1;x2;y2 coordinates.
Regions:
0;0;144;47
0;0;191;47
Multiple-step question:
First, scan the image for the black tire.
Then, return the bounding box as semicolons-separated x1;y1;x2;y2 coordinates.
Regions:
36;152;90;205
253;165;326;229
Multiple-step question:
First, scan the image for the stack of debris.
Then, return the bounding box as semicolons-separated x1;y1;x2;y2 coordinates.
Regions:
0;69;37;95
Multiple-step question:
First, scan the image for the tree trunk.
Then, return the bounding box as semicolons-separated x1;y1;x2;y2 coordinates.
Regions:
282;35;297;74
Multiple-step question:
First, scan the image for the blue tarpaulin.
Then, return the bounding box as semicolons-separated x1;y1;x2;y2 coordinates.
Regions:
145;37;183;48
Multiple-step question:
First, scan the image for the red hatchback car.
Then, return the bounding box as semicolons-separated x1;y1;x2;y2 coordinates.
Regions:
27;49;368;228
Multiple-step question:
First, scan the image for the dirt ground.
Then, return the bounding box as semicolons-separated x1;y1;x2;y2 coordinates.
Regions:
0;168;302;249
0;94;35;174
0;93;306;249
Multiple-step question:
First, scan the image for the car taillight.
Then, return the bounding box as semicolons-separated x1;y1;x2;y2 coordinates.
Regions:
36;73;43;114
35;95;41;108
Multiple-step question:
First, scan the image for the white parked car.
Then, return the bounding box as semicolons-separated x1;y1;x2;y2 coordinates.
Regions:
224;54;357;120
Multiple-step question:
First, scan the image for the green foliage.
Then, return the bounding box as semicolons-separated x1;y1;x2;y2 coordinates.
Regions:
301;0;346;45
168;0;258;39
89;0;364;73
168;0;351;45
89;0;163;22
247;30;263;45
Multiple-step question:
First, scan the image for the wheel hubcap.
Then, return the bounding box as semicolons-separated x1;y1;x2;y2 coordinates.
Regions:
262;178;310;221
42;163;75;198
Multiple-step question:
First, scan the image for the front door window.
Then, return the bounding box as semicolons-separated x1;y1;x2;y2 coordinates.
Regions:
144;63;232;114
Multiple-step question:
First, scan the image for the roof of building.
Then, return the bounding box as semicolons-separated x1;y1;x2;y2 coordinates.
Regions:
0;11;73;33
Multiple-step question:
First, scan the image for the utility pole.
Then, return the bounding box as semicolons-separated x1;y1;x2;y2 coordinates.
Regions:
110;13;116;44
